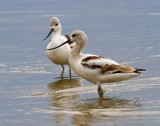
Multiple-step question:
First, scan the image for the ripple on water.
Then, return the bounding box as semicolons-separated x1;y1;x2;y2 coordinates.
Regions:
28;77;160;122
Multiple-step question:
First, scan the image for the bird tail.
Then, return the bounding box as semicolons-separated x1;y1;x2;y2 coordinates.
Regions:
134;68;146;73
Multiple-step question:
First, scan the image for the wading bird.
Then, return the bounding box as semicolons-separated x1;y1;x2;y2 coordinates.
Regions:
46;30;145;97
43;17;71;78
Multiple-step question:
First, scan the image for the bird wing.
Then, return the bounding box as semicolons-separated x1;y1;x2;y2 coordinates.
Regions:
81;54;119;65
81;54;138;74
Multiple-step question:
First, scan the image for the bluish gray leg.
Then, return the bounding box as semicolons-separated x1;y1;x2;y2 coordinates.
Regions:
98;84;104;97
61;65;65;79
61;65;65;72
69;66;72;79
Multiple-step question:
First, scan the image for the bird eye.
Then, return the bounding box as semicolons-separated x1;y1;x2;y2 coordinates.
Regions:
72;34;76;37
55;23;58;26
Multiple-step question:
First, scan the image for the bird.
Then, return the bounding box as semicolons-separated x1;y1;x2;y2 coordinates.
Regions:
43;17;72;78
46;30;145;97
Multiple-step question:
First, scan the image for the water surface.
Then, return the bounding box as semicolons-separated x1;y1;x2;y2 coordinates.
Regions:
0;0;160;126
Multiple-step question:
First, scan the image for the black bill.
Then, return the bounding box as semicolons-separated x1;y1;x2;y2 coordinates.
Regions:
46;39;71;50
43;28;54;41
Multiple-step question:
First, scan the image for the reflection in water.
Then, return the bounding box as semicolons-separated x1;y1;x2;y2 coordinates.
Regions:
72;97;140;126
48;78;83;108
48;78;82;91
47;78;141;126
48;78;83;125
75;97;140;110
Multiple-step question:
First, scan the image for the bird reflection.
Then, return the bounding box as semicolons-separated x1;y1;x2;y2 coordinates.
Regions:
47;78;140;126
48;78;82;92
48;78;83;125
72;97;140;126
75;96;140;110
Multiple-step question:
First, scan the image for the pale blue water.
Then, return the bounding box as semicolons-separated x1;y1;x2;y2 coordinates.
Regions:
0;0;160;126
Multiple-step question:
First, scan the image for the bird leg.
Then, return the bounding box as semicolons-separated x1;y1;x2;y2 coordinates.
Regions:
69;66;72;79
98;84;104;97
60;65;65;79
61;65;65;72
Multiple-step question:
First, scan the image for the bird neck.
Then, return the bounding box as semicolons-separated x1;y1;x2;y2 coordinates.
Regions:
70;42;85;59
51;30;61;39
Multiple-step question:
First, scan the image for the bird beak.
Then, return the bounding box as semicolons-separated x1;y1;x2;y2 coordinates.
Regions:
43;28;54;41
46;39;72;50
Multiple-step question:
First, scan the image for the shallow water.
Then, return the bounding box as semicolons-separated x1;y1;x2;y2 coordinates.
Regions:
0;0;160;126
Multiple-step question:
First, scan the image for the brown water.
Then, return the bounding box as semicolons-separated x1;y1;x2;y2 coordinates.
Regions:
0;0;160;126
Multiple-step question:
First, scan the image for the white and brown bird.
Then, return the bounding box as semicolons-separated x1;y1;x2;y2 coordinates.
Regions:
43;17;71;77
46;30;145;97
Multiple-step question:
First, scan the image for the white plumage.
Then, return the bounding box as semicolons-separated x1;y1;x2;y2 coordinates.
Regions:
44;17;71;76
46;30;145;97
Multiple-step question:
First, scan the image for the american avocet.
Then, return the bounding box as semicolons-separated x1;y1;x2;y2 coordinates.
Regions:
46;30;145;97
43;17;71;77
